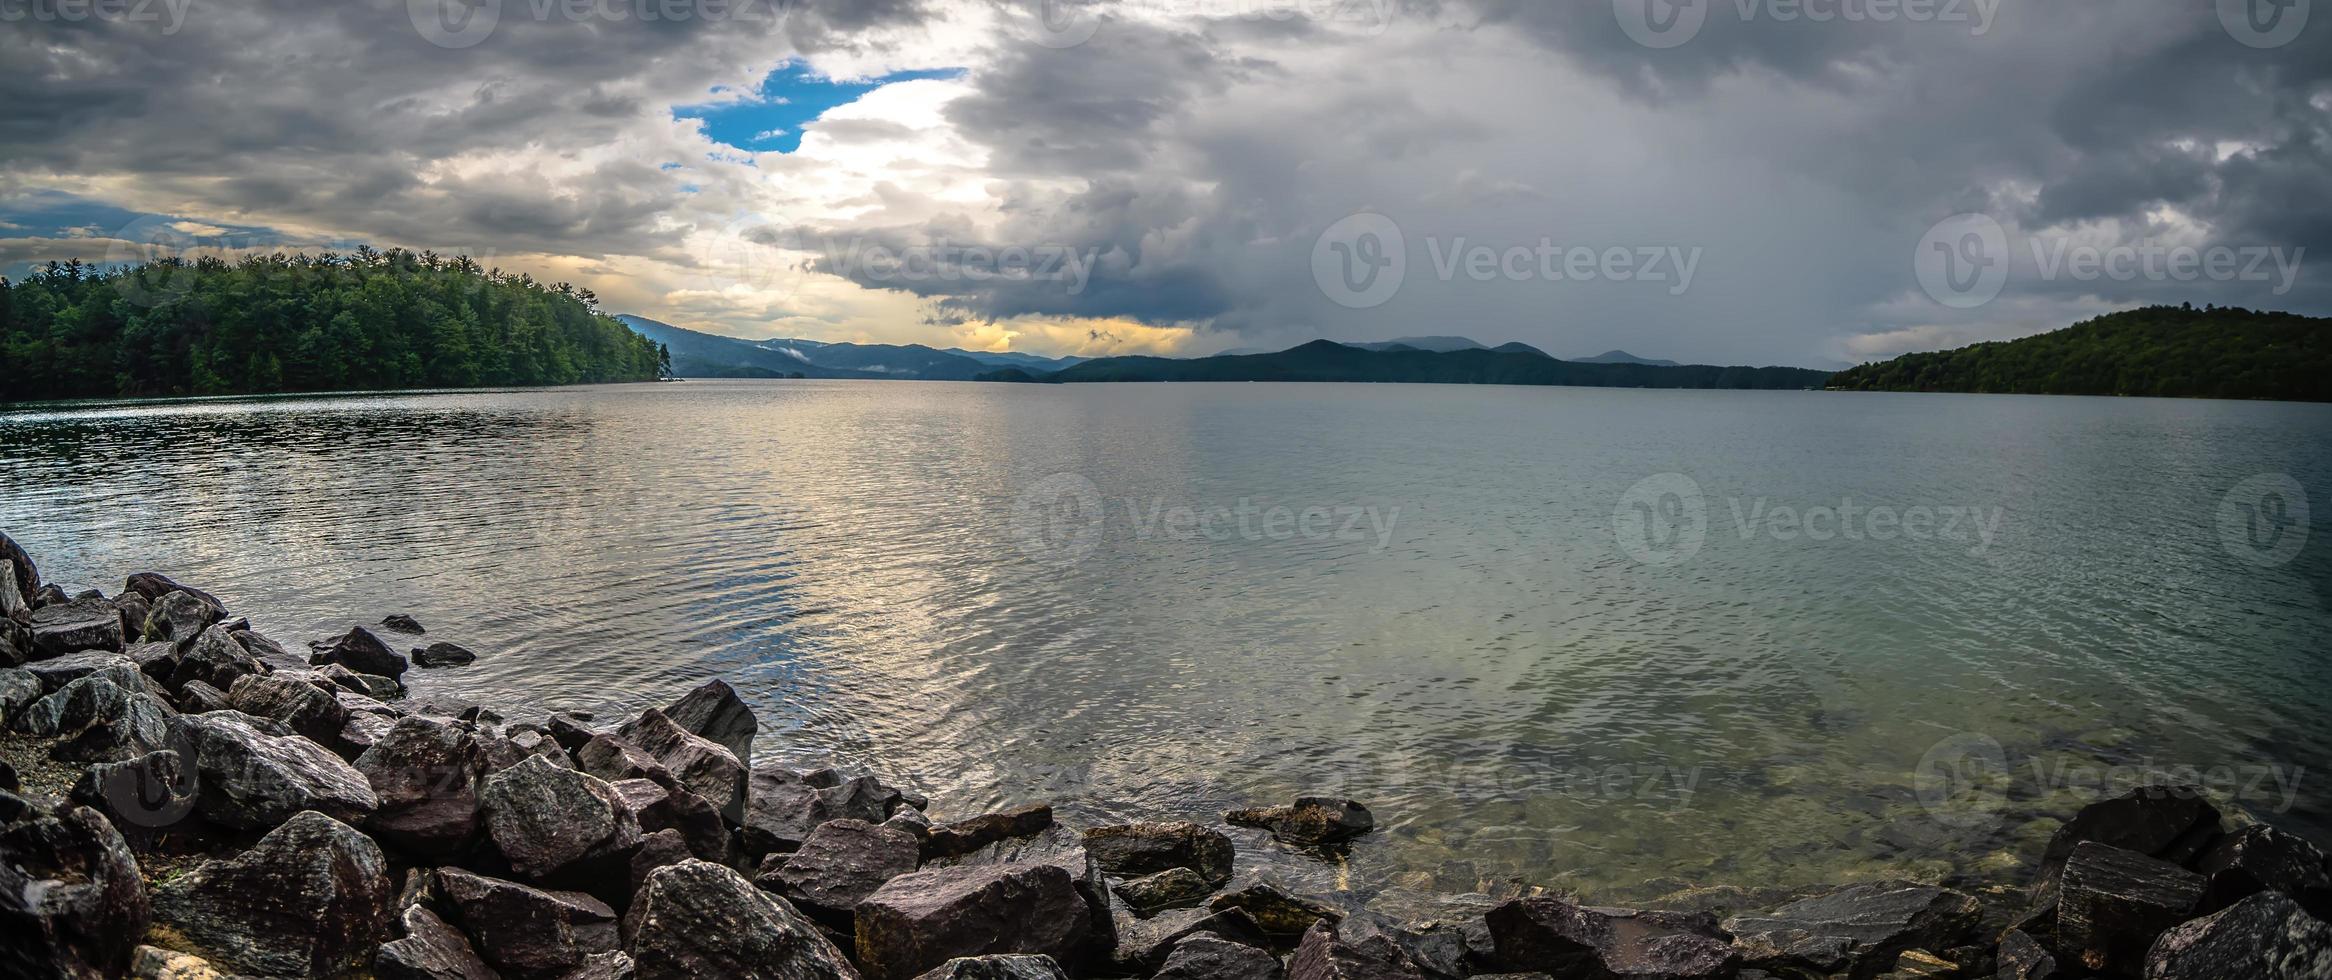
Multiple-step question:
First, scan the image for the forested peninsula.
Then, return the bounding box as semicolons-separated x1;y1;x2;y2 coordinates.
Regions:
0;249;666;403
1826;306;2331;402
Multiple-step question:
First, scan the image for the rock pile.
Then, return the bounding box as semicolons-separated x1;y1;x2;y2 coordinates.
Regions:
3;532;2329;980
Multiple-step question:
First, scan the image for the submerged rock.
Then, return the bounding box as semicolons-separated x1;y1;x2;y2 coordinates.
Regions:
1486;896;1736;980
1211;881;1344;940
435;866;619;977
1085;821;1237;886
626;859;863;980
311;625;412;680
2054;841;2202;978
661;678;756;762
413;641;479;667
127;944;229;980
172;709;380;829
150;810;395;979
381;614;426;634
1226;798;1375;848
2144;890;2332;980
1722;880;1981;977
0;805;148;980
1118;867;1216;916
857;863;1096;980
477;754;641;881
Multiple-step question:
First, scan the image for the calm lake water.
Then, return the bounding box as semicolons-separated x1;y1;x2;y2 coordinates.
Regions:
4;380;2329;902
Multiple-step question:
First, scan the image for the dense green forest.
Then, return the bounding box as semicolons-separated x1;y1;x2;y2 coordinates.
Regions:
0;248;667;402
1827;305;2331;402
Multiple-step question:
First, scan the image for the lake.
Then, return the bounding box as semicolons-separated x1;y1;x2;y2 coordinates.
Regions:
3;380;2327;902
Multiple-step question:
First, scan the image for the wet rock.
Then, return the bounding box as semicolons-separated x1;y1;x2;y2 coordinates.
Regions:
321;662;403;700
1227;797;1375;848
124;639;177;679
1086;821;1237;886
374;904;500;980
414;641;479;667
608;777;732;864
0;532;36;610
617;708;747;824
172;709;380;829
30;596;125;657
564;951;636;980
0;617;28;668
355;715;485;857
340;711;400;758
1335;911;1468;980
910;955;1070;980
477;754;641;881
924;823;1116;953
143;589;225;647
33;583;68;607
886;808;934;839
743;770;839;855
1486;896;1736;980
382;613;426;634
436;867;620;977
25;649;135;691
547;712;597;752
150;810;395;979
111;591;151;642
175;678;232;714
0;666;38;726
857;862;1096;980
128;944;228;979
2191;823;2331;915
1722;881;1981;977
233;627;309;672
768;818;922;926
0;805;148;980
922;803;1055;860
626;859;863;980
2143;890;2332;980
227;671;350;742
68;748;198;837
122;572;212;604
1288;919;1421;980
2033;785;2219;901
1119;867;1215;916
1212;880;1344;940
2054;841;2202;978
1116;906;1273;970
311;625;412;680
633;828;696;896
577;732;675;785
1156;935;1284;980
661;679;756;763
15;673;176;763
1994;929;2056;980
168;624;263;694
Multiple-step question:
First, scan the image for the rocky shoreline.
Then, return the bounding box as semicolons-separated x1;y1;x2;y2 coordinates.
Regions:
3;532;2329;980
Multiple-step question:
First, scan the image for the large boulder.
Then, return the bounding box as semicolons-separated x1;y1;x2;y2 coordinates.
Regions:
374;904;500;980
2143;890;2332;979
310;626;411;680
167;624;264;695
661;679;756;762
910;955;1069;980
744;766;905;855
68;749;199;837
2190;823;2331;915
0;532;37;610
1115;907;1273;971
1722;881;1981;977
227;672;350;743
2055;841;2203;978
435;867;620;978
142;589;225;648
1226;798;1375;849
857;863;1097;980
616;708;747;824
23;650;134;692
0;666;42;728
1156;935;1284;980
172;709;378;829
15;673;176;763
123;572;219;605
576;733;675;785
608;778;733;865
1995;929;2057;980
626;859;862;980
354;716;485;857
1486;896;1736;980
29;596;125;657
923;803;1055;860
0;805;148;980
924;823;1115;953
150;810;395;979
476;754;641;881
2033;785;2220;902
765;818;922;926
0;618;28;668
1288;919;1420;980
1085;822;1237;886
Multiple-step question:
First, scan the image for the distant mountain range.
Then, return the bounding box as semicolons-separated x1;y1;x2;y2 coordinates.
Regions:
1827;306;2332;402
617;315;1086;381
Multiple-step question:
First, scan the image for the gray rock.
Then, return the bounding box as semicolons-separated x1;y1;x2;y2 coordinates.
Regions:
924;821;1116;953
123;640;177;680
0;667;39;727
311;625;411;679
25;649;135;692
1119;867;1216;916
1085;821;1237;886
1995;928;2056;980
110;592;151;644
2055;841;2203;978
30;596;125;657
768;818;921;926
2033;784;2219;903
631;827;696;897
227;671;350;743
1115;906;1272;970
175;678;233;714
0;804;148;980
617;708;747;824
0;532;36;611
661;679;756;763
0;617;28;669
171;709;380;829
1288;919;1420;980
340;710;400;758
2191;823;2331;915
382;614;426;634
886;808;934;839
1211;880;1344;940
576;732;675;785
2143;890;2332;980
922;803;1055;860
321;662;402;700
1722;881;1981;977
234;627;309;672
15;673;176;763
1487;896;1736;980
741;766;918;856
1335;911;1467;980
546;712;597;752
477;754;641;881
909;955;1069;980
626;859;863;980
563;951;636;980
168;623;263;694
857;863;1096;980
1157;935;1284;980
67;748;199;836
436;867;619;977
375;904;501;980
355;715;485;857
608;777;732;865
142;589;225;647
121;572;213;604
1226;798;1375;849
150;810;395;979
413;641;479;667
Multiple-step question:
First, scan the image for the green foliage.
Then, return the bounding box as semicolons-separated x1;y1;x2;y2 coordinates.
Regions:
0;247;662;402
1827;305;2332;402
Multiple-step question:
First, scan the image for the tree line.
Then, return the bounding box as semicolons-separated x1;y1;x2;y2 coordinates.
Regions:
1825;305;2331;403
1;248;668;403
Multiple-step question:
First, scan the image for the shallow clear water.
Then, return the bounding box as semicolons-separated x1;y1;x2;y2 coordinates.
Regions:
4;380;2328;901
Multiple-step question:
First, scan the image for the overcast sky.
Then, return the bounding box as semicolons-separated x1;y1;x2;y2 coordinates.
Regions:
3;0;2327;366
